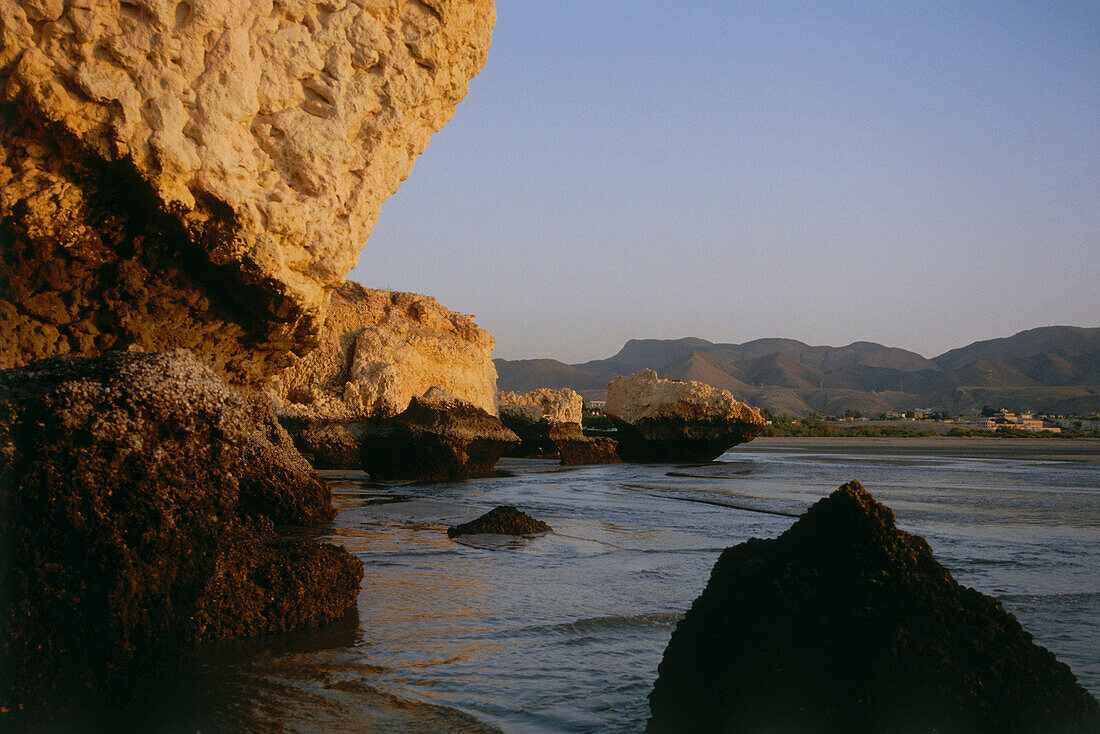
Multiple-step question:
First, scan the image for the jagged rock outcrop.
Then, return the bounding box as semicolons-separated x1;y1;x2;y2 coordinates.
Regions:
0;1;495;384
499;387;580;458
447;505;551;538
605;369;765;462
360;387;518;480
272;281;498;420
498;388;583;425
0;351;363;723
498;388;620;464
647;481;1100;734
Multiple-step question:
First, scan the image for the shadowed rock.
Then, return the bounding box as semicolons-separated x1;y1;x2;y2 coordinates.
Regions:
0;351;363;724
551;423;621;465
360;388;520;481
647;481;1100;734
289;421;369;470
605;370;765;462
447;506;552;538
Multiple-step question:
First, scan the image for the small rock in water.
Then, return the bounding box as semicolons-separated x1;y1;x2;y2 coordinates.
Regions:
647;480;1100;734
447;506;552;538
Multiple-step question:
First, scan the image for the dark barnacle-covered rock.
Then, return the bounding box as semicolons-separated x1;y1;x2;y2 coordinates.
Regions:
0;351;362;724
648;481;1100;734
447;506;552;538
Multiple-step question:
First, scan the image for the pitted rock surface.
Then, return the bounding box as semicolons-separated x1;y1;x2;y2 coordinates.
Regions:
0;0;494;383
0;351;362;722
271;280;498;419
498;388;583;425
447;506;551;538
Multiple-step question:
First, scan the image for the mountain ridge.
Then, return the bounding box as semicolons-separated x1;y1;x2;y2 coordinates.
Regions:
495;326;1100;417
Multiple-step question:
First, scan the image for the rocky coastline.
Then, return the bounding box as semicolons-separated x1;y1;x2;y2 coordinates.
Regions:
498;388;620;465
360;388;519;481
3;0;1097;730
0;0;495;724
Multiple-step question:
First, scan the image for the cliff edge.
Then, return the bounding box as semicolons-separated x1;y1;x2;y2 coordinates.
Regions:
0;0;494;383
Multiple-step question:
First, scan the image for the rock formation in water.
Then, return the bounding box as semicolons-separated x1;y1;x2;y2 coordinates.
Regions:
604;369;765;462
498;388;620;465
360;387;518;480
498;388;583;425
555;429;620;465
0;351;363;723
447;505;551;538
272;281;499;419
0;0;494;384
647;481;1100;734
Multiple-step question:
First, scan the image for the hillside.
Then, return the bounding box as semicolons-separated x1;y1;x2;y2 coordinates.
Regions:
494;326;1100;417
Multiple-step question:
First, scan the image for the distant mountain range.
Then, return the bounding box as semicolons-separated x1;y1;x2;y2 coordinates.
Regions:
494;326;1100;417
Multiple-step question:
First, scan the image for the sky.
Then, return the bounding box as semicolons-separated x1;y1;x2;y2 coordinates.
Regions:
350;1;1100;364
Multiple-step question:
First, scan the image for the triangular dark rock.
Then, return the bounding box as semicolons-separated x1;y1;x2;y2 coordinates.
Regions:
648;481;1100;734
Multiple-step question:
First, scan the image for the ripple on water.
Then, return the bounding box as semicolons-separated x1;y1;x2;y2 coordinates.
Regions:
141;440;1099;732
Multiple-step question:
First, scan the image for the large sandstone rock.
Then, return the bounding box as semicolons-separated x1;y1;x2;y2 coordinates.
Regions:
272;280;498;419
360;387;518;480
0;351;363;722
498;388;620;464
647;481;1100;734
0;1;494;384
499;387;581;458
605;369;765;462
498;388;583;425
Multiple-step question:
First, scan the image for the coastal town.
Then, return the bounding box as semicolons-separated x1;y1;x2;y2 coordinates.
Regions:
764;407;1100;437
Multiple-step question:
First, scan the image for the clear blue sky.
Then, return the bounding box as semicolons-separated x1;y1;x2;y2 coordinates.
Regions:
351;1;1099;363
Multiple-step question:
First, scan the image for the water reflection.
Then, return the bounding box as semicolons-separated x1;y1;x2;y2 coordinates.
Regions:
116;440;1100;733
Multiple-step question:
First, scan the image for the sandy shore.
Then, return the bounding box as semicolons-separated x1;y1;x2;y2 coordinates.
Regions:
749;436;1100;464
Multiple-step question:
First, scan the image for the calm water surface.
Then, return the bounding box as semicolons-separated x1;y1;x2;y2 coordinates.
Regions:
161;438;1100;733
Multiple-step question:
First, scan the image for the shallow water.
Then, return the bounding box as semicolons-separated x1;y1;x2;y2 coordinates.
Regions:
154;438;1099;733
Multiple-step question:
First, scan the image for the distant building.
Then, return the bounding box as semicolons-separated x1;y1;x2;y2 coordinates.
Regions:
983;409;1059;433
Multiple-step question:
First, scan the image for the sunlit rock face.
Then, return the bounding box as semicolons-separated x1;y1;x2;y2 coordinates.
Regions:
498;388;583;426
604;369;765;462
0;0;494;383
271;280;499;419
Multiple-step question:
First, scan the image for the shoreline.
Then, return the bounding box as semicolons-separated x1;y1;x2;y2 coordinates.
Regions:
743;435;1100;463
